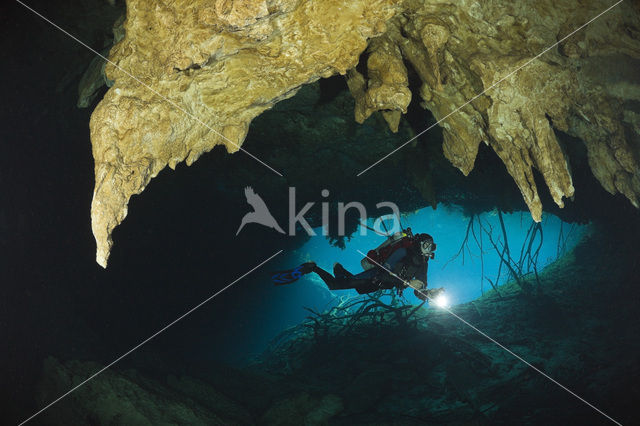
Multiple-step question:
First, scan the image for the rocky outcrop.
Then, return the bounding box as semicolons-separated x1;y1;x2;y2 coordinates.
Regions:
37;358;240;425
77;14;124;108
90;0;397;267
89;0;640;266
36;358;344;425
360;0;640;221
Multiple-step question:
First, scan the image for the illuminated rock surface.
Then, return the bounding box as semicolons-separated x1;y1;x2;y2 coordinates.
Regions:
89;0;397;266
90;0;640;266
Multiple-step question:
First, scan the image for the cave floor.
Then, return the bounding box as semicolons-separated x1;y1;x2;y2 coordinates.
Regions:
36;225;639;425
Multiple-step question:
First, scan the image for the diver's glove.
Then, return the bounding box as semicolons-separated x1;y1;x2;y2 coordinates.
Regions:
408;279;426;290
424;287;445;300
411;284;445;302
407;279;428;301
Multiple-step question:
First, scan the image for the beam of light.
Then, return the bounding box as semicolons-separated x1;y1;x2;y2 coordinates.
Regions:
432;293;449;308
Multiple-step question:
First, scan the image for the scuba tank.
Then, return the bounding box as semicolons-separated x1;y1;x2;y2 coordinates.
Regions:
361;227;415;270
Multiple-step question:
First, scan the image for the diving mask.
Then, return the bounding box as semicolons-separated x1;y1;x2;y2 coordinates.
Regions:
420;240;436;259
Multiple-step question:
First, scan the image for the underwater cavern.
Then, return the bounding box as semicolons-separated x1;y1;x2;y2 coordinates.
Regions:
2;0;640;424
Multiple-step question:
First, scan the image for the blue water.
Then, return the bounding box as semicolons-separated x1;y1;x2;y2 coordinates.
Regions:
239;206;585;362
287;206;583;306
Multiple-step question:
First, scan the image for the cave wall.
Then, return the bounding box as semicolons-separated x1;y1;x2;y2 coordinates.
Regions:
88;0;640;266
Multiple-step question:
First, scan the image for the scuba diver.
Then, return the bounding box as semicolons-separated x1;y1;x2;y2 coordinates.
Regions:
272;228;444;302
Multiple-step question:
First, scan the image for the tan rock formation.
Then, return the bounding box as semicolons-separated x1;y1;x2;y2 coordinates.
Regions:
346;19;412;132
77;15;124;108
90;0;398;267
351;0;640;220
89;0;640;266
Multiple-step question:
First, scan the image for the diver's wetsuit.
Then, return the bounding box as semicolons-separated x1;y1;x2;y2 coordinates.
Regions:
311;246;428;294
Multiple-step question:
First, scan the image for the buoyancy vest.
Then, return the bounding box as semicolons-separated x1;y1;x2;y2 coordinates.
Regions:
361;229;416;271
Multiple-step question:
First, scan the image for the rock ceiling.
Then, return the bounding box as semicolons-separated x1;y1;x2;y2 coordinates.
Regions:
88;0;640;267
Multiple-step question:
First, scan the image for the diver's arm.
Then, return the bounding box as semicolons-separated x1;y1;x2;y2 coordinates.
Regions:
407;279;426;291
416;260;428;286
409;261;429;300
407;279;428;300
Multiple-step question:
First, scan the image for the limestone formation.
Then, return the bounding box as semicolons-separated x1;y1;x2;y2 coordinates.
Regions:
377;0;640;221
346;19;412;132
90;0;398;267
89;0;640;266
77;14;124;108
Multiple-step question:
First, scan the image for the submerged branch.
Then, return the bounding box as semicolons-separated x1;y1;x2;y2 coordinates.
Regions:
444;214;475;268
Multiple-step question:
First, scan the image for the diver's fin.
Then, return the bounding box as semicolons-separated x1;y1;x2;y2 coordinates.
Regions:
271;263;315;285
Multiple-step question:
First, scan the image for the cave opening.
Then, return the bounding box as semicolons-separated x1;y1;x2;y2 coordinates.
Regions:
4;65;639;424
289;208;586;309
2;1;640;425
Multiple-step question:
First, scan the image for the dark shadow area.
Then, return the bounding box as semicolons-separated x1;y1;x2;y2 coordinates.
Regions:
33;219;640;425
1;1;639;424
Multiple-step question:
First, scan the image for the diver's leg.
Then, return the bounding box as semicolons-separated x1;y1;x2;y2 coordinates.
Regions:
313;266;350;290
312;265;362;290
298;262;317;274
321;267;380;293
297;262;352;289
333;263;354;279
351;268;382;294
